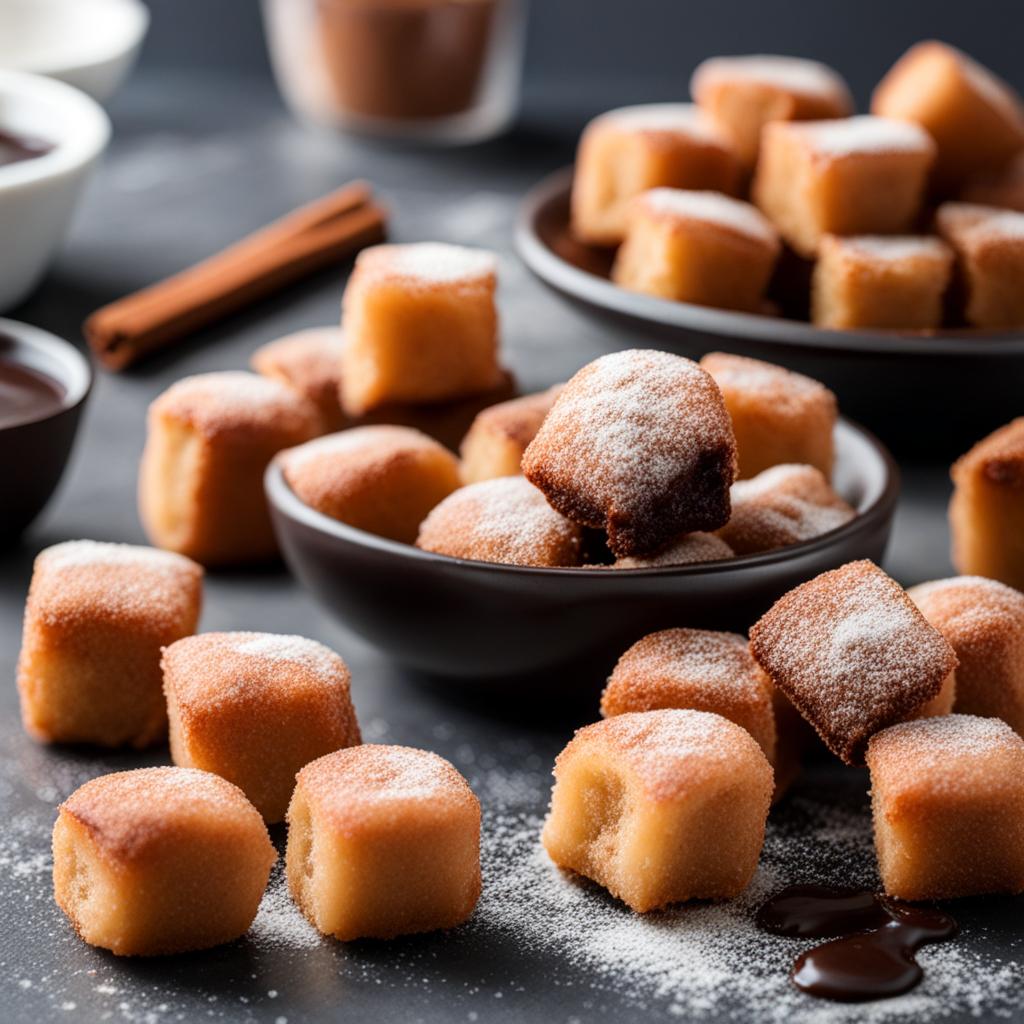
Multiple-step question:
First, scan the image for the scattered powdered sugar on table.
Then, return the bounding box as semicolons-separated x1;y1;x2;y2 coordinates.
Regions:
642;189;779;246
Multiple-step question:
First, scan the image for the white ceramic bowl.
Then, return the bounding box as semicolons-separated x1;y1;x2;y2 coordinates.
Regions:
0;69;110;312
0;0;148;103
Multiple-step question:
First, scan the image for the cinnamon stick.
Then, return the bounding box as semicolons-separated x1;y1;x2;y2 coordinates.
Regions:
85;181;387;370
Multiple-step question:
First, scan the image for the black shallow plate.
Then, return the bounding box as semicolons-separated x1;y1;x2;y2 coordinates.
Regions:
516;168;1024;460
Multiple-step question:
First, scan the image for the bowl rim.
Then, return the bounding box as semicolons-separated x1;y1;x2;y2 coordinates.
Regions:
515;166;1024;358
265;415;900;580
0;68;111;190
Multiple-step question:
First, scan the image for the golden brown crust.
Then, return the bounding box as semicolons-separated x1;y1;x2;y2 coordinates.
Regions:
952;417;1024;488
463;385;564;451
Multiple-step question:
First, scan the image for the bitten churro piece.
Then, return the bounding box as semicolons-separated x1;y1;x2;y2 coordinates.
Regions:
612;532;734;568
416;476;583;567
691;55;853;168
812;234;954;330
750;560;959;764
718;464;855;555
460;385;563;483
162;632;361;824
286;745;481;940
910;576;1024;735
522;350;737;558
17;541;202;749
936;202;1024;328
53;767;275;956
700;352;837;480
867;715;1024;900
612;189;780;311
280;426;461;544
542;710;772;913
571;104;742;246
601;629;776;764
139;372;320;566
961;153;1024;212
950;418;1024;589
871;41;1024;192
753;116;935;257
340;242;502;416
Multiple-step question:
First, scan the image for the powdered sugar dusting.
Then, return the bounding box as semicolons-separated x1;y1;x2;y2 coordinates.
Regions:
838;235;952;262
598;102;724;141
640;188;779;247
231;632;341;676
701;352;835;419
799;116;933;156
614;531;734;568
692;55;852;105
359;242;497;284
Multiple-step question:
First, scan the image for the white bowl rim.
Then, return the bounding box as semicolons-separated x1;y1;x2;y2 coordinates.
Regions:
0;68;111;190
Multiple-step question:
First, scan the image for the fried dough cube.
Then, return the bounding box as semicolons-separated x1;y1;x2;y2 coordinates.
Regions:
286;745;481;940
17;541;202;749
960;153;1024;212
53;767;275;955
541;709;772;912
612;532;734;568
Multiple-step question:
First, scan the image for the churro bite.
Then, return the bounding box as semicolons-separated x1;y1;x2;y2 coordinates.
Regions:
286;745;481;941
416;476;583;567
867;715;1024;900
961;153;1024;212
17;541;202;749
612;189;780;311
871;41;1024;192
522;350;737;558
601;629;776;764
612;532;734;568
811;234;954;330
139;371;320;566
162;632;360;824
700;352;837;479
340;242;502;416
53;767;275;956
460;385;563;483
910;576;1024;735
571;104;742;246
950;418;1024;589
936;202;1024;328
718;464;855;555
750;560;959;765
542;710;772;913
691;55;853;168
753;116;935;257
280;426;461;544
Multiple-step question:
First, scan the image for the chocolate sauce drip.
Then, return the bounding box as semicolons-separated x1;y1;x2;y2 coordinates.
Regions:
0;129;54;168
756;884;958;1003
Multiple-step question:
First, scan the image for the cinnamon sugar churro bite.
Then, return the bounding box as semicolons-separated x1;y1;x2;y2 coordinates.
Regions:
280;426;461;544
17;541;202;749
522;350;737;558
612;532;734;568
162;632;361;824
139;371;321;566
286;745;481;941
53;767;276;956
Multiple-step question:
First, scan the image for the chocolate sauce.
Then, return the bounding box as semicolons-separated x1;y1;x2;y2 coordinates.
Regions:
756;884;958;1003
0;129;53;168
0;358;67;429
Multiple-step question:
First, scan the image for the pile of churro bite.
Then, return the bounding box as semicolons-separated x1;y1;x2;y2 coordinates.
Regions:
569;42;1024;331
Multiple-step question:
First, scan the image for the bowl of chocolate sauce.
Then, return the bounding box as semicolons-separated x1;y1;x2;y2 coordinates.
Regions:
0;318;91;541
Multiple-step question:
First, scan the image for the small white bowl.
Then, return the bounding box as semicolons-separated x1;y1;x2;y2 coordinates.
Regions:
0;0;148;103
0;69;110;312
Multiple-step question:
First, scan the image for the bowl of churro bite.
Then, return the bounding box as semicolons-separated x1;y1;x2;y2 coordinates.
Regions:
517;42;1024;452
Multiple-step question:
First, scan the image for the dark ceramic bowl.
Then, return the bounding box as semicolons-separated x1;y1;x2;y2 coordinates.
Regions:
0;318;91;541
516;168;1024;461
267;418;898;680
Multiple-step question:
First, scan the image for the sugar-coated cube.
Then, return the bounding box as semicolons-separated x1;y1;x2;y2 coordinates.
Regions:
522;350;737;558
340;243;502;416
871;41;1024;192
416;476;583;567
753;116;935;257
811;234;954;329
162;632;361;824
571;103;742;246
960;153;1024;212
936;202;1024;328
612;189;780;311
750;560;959;764
542;709;773;912
700;352;837;480
612;532;734;568
280;426;461;544
17;541;202;749
286;745;481;940
139;372;321;566
867;714;1024;899
53;767;276;955
691;55;853;168
950;418;1024;590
